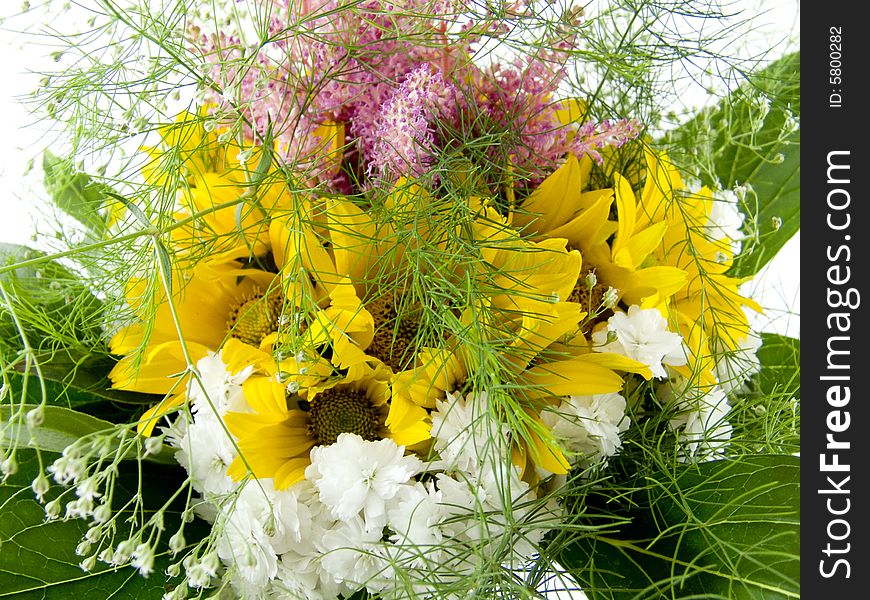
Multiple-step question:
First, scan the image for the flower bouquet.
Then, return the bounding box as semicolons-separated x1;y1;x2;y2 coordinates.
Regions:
0;1;799;599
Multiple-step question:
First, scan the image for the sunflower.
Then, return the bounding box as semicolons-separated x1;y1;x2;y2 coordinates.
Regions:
121;217;368;435
635;152;763;382
224;361;430;490
109;254;278;396
139;112;306;260
510;151;688;317
393;299;651;478
299;185;584;378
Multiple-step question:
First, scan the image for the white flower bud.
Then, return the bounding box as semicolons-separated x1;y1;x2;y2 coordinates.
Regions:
602;287;619;309
771;216;783;230
132;542;155;576
263;518;276;537
62;444;81;460
92;503;112;524
76;477;102;501
113;538;136;564
169;531;186;554
98;547;115;564
782;113;799;135
76;540;92;556
31;473;50;501
166;562;181;578
1;456;18;477
200;552;220;577
79;555;97;572
286;381;300;394
186;563;210;588
65;499;83;519
26;405;45;429
44;499;61;520
144;436;164;457
85;526;102;543
585;271;598;289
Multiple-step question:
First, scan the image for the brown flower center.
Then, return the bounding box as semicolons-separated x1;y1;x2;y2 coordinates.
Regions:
568;269;613;331
307;387;385;445
227;290;284;347
365;296;421;371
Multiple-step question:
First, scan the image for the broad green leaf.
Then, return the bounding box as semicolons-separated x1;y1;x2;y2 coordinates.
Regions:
0;405;176;465
42;151;117;236
1;405;116;452
0;450;196;598
666;52;800;277
557;455;799;600
0;243;104;353
4;354;162;410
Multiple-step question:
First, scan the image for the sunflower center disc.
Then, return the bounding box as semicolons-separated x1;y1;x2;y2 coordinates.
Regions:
366;296;420;371
308;388;383;445
227;291;283;347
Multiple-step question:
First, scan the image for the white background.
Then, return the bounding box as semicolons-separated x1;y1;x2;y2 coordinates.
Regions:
0;1;800;338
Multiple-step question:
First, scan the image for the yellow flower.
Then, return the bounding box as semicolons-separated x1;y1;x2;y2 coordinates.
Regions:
511;152;688;312
393;300;651;477
224;362;430;490
302;185;584;375
140;112;303;260
636;152;763;378
110;254;277;396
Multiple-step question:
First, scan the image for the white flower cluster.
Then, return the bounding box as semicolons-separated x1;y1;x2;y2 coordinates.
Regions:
541;392;631;469
168;361;561;599
592;305;686;378
590;303;762;463
168;352;253;497
660;376;733;463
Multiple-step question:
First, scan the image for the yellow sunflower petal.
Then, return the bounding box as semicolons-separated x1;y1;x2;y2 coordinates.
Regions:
560;196;615;246
136;393;186;436
221;337;274;374
241;377;289;416
612;221;667;270
274;458;312;490
513;154;582;232
522;358;625;399
611;173;637;260
525;427;570;475
572;352;653;380
327;197;381;288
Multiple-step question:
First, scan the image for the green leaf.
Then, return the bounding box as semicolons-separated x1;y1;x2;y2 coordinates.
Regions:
755;334;800;400
557;455;800;600
0;405;176;465
0;450;195;598
666;52;800;277
1;405;116;453
42;151;116;236
0;244;104;353
4;354;162;410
